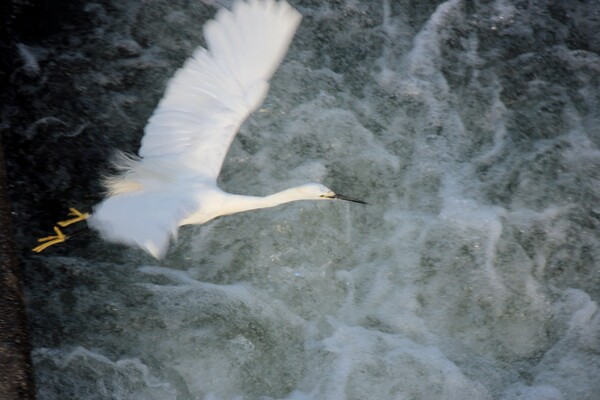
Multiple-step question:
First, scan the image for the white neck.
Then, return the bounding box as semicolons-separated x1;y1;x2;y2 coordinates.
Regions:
181;186;322;226
222;186;316;216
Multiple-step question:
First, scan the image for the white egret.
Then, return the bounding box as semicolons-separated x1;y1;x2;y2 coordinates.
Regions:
33;0;365;259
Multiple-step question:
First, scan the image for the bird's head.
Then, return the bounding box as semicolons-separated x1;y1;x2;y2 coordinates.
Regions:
296;183;367;204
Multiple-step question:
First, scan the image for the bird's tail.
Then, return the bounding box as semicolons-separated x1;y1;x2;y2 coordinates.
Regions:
88;185;195;259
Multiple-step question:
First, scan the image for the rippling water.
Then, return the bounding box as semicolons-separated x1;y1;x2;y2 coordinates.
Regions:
15;0;600;399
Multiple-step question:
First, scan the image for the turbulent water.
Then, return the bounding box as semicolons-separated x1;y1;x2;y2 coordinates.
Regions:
10;0;600;399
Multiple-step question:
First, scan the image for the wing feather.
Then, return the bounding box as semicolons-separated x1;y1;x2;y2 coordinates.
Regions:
138;0;301;179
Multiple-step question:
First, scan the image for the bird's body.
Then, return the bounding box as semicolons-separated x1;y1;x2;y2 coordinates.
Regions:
82;0;365;259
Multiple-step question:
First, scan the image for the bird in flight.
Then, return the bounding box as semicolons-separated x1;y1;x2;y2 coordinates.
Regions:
33;0;365;259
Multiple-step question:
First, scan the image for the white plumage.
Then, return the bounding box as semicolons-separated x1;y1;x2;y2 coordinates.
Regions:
88;0;365;259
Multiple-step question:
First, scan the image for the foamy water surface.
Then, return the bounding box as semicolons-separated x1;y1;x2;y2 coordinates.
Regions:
21;0;600;399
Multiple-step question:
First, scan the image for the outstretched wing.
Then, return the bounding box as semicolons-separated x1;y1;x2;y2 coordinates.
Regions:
138;0;301;180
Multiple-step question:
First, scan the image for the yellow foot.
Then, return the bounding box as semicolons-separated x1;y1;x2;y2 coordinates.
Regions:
57;207;90;227
32;226;68;253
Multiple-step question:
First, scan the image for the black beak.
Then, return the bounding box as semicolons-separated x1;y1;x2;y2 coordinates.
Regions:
329;193;367;204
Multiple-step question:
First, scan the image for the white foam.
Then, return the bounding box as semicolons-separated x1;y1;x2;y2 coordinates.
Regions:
25;0;600;398
32;346;177;399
